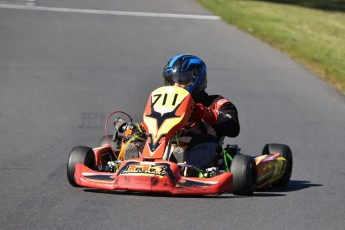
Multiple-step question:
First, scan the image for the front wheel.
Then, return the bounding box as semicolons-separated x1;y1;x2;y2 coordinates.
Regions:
262;143;293;186
230;155;257;196
67;146;95;187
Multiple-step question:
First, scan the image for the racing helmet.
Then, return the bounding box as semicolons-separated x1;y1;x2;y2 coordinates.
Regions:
163;54;207;98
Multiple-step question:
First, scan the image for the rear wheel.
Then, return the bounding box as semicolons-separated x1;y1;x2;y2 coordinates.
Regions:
230;155;257;195
262;143;293;186
67;146;95;187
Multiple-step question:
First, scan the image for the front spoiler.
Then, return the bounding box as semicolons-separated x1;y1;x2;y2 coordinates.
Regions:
74;159;233;195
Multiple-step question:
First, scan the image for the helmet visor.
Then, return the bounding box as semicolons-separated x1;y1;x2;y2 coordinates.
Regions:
163;70;195;87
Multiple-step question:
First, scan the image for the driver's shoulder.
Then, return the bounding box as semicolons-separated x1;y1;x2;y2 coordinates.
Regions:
203;94;229;108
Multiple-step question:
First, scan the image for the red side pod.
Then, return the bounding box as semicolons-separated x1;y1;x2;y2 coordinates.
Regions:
255;153;286;188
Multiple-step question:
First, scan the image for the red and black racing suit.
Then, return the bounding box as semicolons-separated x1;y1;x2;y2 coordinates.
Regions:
178;91;240;169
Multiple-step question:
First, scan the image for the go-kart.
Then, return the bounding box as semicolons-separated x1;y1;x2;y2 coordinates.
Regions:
67;86;293;195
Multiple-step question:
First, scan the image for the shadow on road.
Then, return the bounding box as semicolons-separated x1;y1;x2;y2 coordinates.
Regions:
256;0;345;12
83;189;236;199
256;180;322;195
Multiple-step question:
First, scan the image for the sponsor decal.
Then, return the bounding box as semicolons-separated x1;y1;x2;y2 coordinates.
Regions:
257;162;273;183
121;164;167;176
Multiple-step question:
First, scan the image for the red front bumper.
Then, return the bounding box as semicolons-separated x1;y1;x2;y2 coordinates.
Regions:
74;159;233;195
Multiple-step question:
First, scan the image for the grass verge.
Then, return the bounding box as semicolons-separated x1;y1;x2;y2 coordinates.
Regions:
197;0;345;95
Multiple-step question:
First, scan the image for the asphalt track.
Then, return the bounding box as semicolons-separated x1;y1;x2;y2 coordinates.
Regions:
1;0;345;229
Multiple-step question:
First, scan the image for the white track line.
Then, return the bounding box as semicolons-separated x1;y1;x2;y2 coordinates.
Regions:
25;0;35;6
0;4;221;20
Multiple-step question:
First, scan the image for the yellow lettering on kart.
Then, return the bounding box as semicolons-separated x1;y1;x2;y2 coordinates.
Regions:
123;164;167;176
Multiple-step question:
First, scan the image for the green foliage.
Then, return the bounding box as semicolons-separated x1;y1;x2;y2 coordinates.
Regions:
258;0;345;12
198;0;345;95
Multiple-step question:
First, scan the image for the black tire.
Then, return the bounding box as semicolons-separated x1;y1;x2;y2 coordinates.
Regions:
230;155;257;196
67;146;95;187
262;143;293;186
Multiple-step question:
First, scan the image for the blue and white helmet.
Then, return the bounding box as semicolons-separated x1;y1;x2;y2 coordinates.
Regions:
163;54;207;98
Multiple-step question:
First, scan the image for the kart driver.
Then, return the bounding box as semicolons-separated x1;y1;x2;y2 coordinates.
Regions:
162;54;240;173
118;54;240;175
